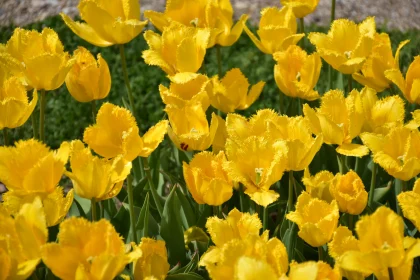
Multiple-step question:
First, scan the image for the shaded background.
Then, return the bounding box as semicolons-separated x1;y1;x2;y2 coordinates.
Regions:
1;0;420;30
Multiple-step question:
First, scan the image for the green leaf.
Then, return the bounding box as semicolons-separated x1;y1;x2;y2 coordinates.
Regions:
68;198;86;218
166;273;205;280
160;186;186;265
175;186;196;229
168;251;200;275
294;248;306;262
196;204;212;229
373;182;392;202
104;198;118;218
283;222;298;262
136;192;150;238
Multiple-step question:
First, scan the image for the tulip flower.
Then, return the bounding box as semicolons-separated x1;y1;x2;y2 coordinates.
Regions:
337;207;420;279
6;28;74;91
142;23;210;75
303;89;369;157
65;140;132;201
0;197;48;279
60;0;148;47
207;68;265;113
308;17;376;74
385;56;420;104
0;75;38;130
200;234;288;280
286;192;339;247
133;238;170;280
330;170;368;215
273;45;322;101
244;6;304;54
2;187;74;227
302;169;334;202
287;261;341;280
65;47;111;102
359;87;405;135
0;139;69;195
42;217;141;280
205;208;263;247
361;127;420;181
406;109;420;129
159;72;210;110
280;0;321;18
144;0;248;48
183;151;233;206
353;33;409;92
397;178;420;231
212;115;227;153
166;103;218;151
84;103;169;161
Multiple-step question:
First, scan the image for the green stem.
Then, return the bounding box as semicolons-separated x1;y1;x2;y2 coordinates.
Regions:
337;154;346;173
91;198;97;221
2;128;8;146
127;174;138;243
299;17;305;34
331;0;336;23
263;206;268;231
142;157;163;217
388;268;394;280
401;180;407;192
328;65;333;90
39;90;47;142
239;185;245;212
119;44;136;113
288;171;294;212
91;100;96;123
279;89;284;115
348;214;354;231
348;75;353;93
328;0;336;91
368;162;377;207
100;201;104;219
318;246;324;261
216;45;223;77
31;112;38;139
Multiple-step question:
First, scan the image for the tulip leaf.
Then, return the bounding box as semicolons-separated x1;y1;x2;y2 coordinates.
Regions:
294;248;306;262
136;192;150;238
169;251;200;275
373;182;392;202
69;198;86;218
161;186;187;265
166;273;205;280
104;198;118;218
175;185;196;229
283;222;298;262
196;204;212;228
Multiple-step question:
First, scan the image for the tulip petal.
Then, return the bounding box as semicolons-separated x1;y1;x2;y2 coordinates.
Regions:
243;25;269;54
395;40;410;68
246;189;279;208
142;50;174;75
336;143;369;157
217;14;249;47
385;68;406;95
139;120;169;157
144;10;170;32
238;81;265;110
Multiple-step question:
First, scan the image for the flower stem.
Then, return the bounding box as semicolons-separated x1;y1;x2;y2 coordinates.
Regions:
263;206;268;231
279;89;284;115
39;90;47;142
127;174;138;243
288;171;294;212
337;154;346;173
142;157;163;217
2;129;8;146
119;44;136;114
331;0;336;22
368;162;377;208
216;45;223;77
91;198;97;221
318;246;324;261
388;268;394;280
348;74;353;93
328;0;336;91
31;112;38;139
299;17;305;34
91;100;96;123
239;184;245;212
348;214;354;231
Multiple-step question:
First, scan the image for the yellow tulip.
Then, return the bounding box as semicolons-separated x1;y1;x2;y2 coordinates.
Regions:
42;218;141;280
330;170;368;215
166;103;218;151
302;168;334;202
0;75;38;130
274;45;322;101
84;103;168;161
0;197;48;280
142;23;210;75
337;207;420;279
2;187;74;227
205;208;263;246
385;55;420;104
280;0;320;18
353;33;409;92
359;86;405;135
212;115;227;153
208;68;265;113
133;238;170;280
0;139;69;195
406;109;420;130
183;151;233;206
200;234;288;280
65;140;132;201
328;226;367;280
361;127;420;181
286;192;339;247
145;0;248;47
308;17;376;74
244;6;304;54
303;89;369;157
6;28;74;90
397;178;420;231
159;72;210;110
286;261;341;280
60;0;148;47
65;47;111;102
0;49;25;82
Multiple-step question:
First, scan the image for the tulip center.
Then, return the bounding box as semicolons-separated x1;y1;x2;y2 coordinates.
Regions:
86;256;95;263
344;51;352;59
337;123;344;128
381;241;391;250
296;72;301;81
255;168;264;185
190;127;198;133
397;155;405;164
190;18;199;27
